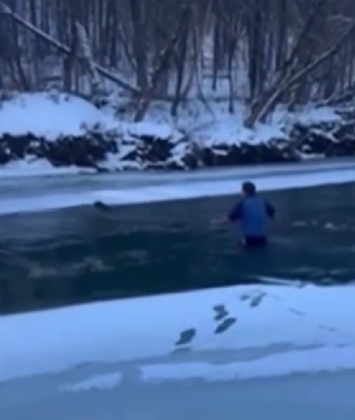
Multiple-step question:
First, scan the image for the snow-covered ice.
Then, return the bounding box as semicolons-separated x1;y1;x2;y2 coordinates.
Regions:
140;347;355;383
0;160;355;215
5;368;355;420
2;283;355;384
62;372;123;392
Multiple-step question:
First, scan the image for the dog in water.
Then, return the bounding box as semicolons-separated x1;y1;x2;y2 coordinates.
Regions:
93;201;111;212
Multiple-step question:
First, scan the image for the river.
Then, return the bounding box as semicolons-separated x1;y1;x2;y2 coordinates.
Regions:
3;160;355;420
1;165;355;314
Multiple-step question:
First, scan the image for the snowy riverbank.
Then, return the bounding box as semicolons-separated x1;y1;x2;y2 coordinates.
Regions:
1;92;355;176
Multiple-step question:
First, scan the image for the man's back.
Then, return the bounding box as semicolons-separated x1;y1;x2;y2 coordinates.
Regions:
240;196;270;236
228;195;275;238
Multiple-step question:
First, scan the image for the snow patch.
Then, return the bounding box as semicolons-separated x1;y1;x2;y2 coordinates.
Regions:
61;345;355;391
0;92;117;139
141;346;355;383
194;119;286;147
126;121;182;141
2;284;355;382
294;106;341;126
0;157;96;177
62;372;122;392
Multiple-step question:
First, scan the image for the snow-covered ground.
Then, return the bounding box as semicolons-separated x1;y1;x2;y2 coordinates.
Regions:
0;158;355;215
0;92;340;143
0;92;345;175
3;283;355;419
0;93;114;140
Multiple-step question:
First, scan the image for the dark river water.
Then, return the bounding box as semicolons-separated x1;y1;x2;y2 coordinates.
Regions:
1;182;355;314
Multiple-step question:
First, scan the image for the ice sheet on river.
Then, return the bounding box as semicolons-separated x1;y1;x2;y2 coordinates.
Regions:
2;283;355;382
3;283;355;419
1;159;355;215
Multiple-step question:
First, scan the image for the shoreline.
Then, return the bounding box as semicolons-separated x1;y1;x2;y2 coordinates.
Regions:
1;93;354;175
1;155;354;184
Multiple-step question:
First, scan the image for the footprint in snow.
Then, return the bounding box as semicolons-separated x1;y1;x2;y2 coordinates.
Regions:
249;293;265;308
240;291;265;308
175;328;196;346
240;293;250;301
213;304;229;321
214;317;236;334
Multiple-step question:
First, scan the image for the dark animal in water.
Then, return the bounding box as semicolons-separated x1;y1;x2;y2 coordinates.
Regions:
93;201;111;212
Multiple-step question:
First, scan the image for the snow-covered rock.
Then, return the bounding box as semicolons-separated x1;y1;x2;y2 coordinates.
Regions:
0;92;354;175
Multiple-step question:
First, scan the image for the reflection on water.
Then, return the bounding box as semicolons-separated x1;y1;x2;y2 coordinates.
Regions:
1;182;355;313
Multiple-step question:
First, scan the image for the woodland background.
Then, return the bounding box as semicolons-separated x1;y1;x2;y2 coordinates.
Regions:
0;0;355;124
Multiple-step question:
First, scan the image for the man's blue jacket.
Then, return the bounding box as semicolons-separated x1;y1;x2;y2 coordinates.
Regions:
228;196;275;237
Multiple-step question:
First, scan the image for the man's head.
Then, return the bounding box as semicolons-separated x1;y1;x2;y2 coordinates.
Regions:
241;181;256;196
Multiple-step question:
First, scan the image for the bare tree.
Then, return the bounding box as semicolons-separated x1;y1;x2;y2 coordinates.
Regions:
1;0;355;124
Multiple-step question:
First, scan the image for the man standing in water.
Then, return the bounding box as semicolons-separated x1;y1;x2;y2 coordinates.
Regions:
216;181;276;248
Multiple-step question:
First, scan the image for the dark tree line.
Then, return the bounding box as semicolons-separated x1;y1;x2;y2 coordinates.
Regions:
0;0;355;124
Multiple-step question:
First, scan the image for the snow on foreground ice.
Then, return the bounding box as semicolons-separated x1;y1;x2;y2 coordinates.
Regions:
2;283;355;386
1;164;355;215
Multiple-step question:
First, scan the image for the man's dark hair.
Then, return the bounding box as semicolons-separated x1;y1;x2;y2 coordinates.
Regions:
242;181;256;195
